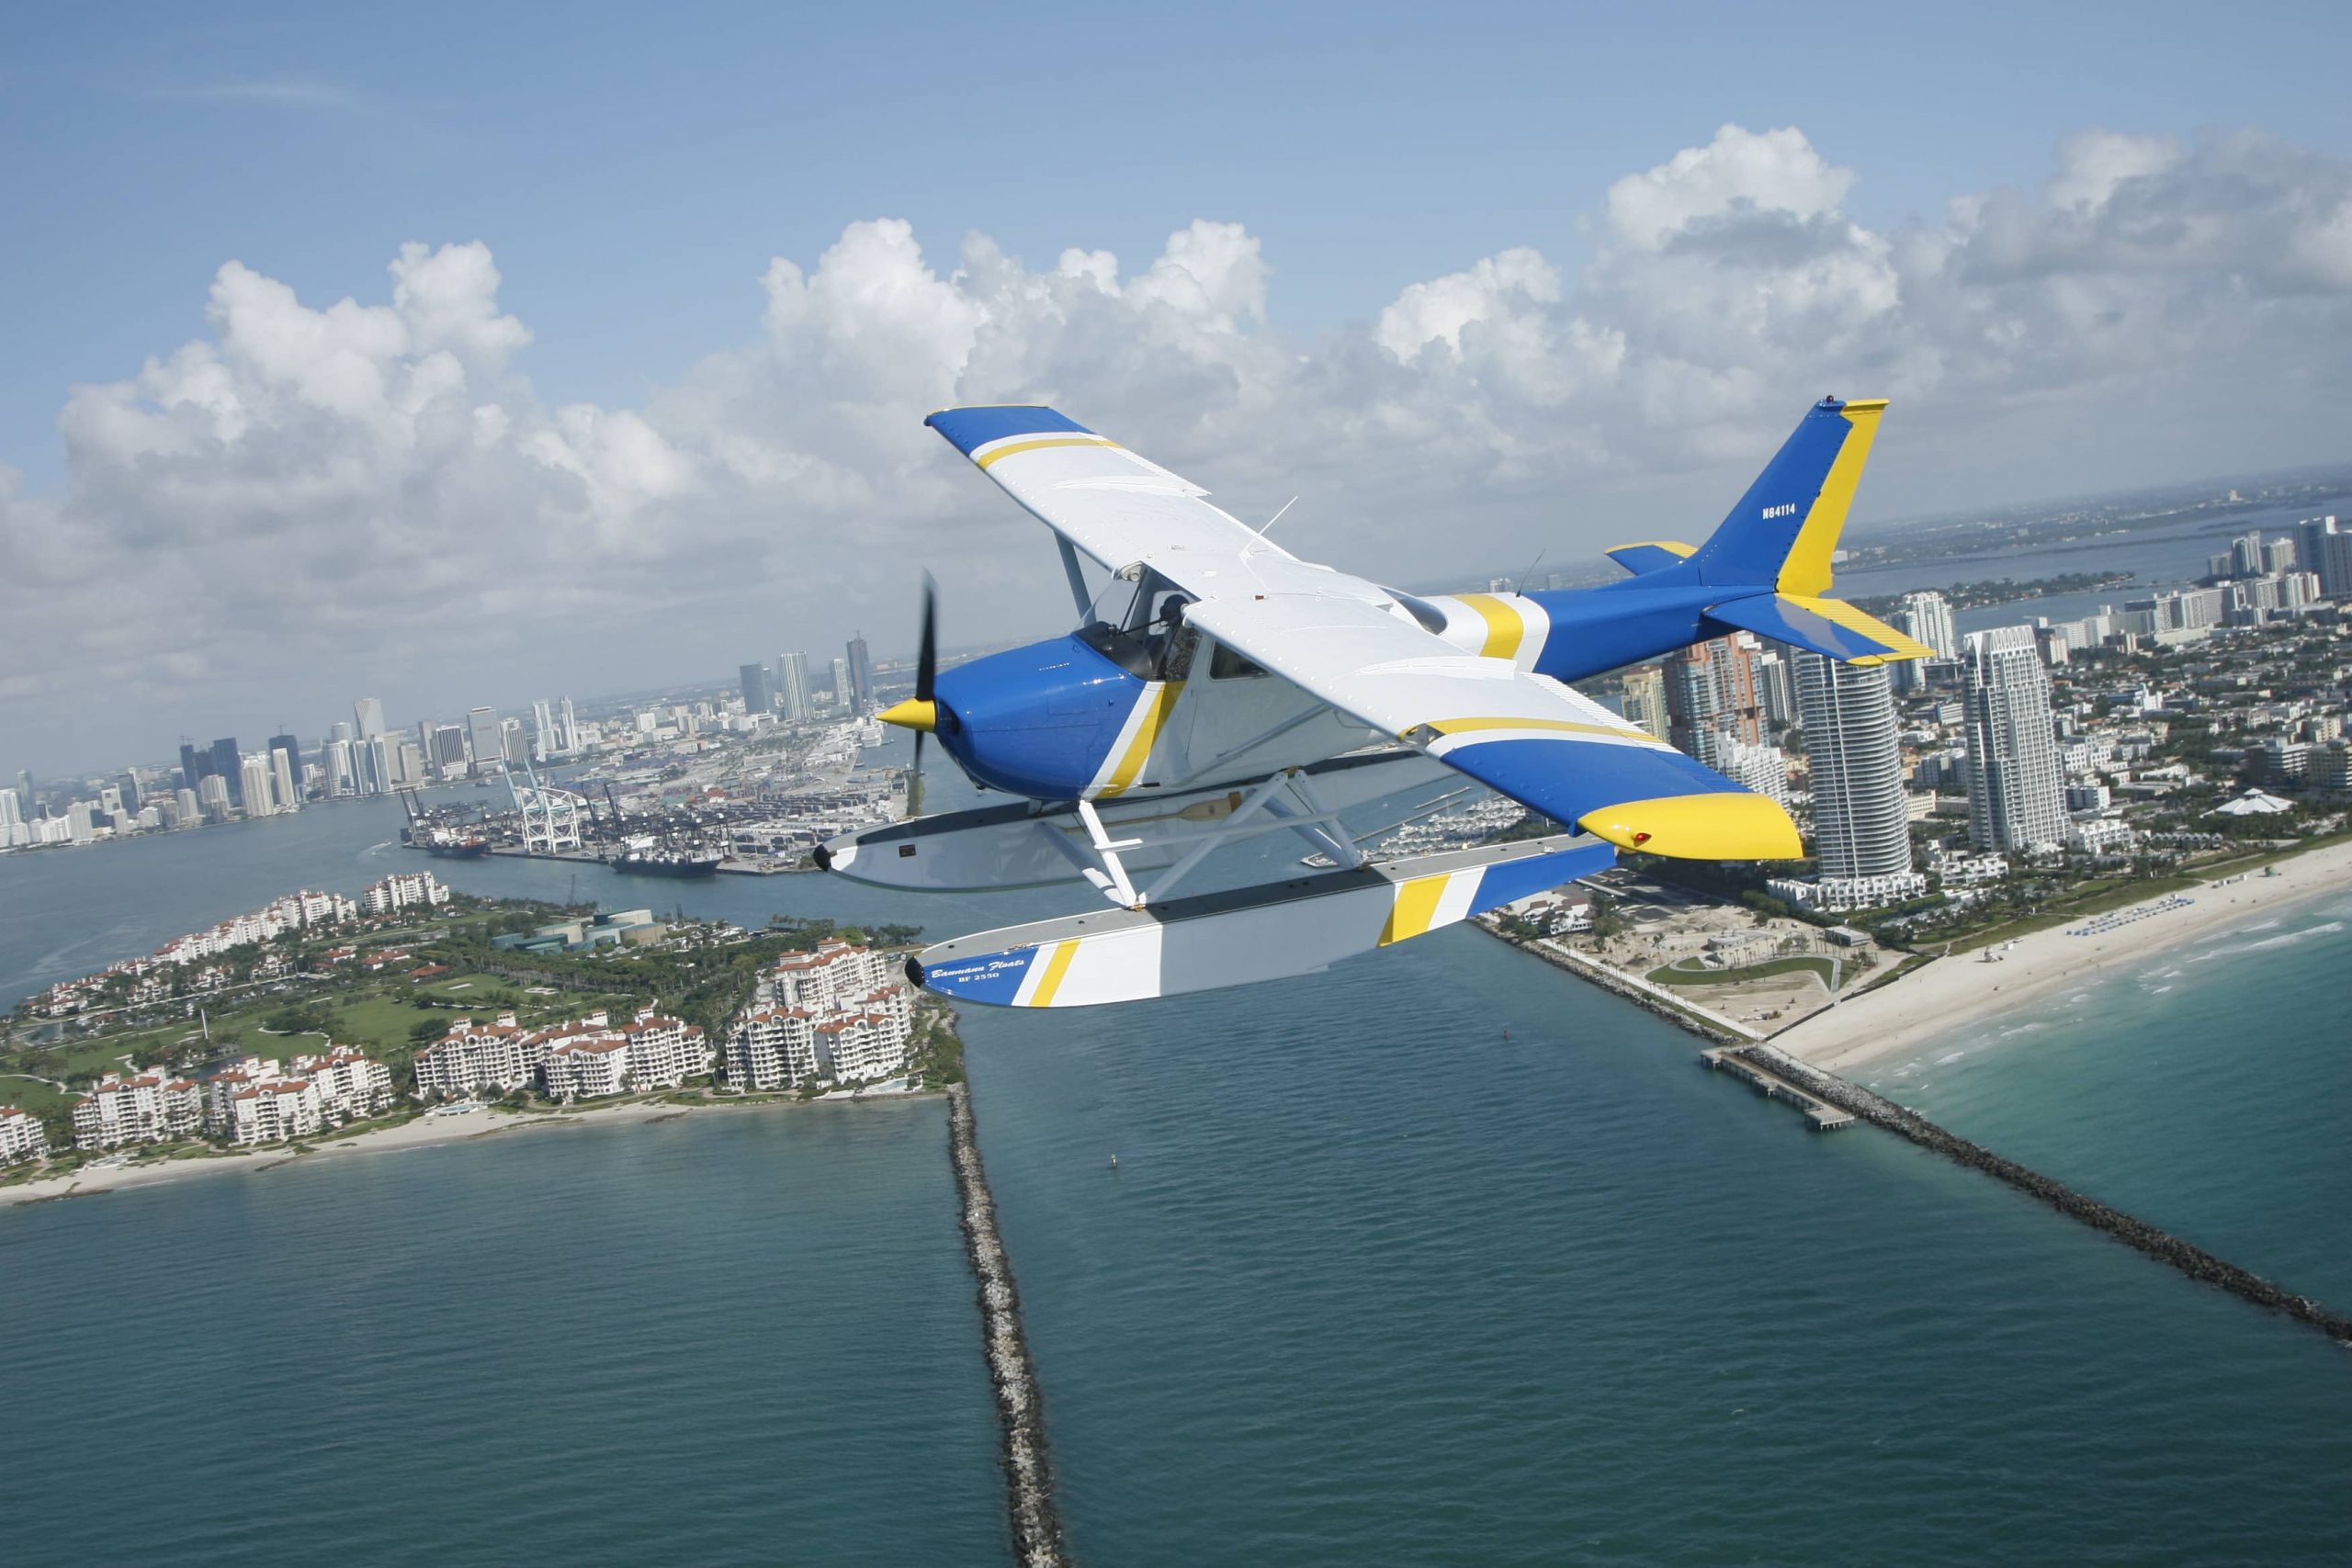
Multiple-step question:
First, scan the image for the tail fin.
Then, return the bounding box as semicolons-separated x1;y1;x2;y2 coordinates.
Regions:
1690;396;1887;594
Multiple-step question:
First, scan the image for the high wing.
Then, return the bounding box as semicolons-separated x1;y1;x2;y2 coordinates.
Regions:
926;405;1800;860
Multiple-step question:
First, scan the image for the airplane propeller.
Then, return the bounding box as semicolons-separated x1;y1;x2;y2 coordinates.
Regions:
906;572;937;818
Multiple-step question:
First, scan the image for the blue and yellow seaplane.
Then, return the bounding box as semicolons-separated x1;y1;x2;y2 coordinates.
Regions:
817;398;1928;1007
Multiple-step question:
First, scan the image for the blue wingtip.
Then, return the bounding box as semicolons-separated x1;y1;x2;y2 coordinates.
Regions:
924;405;1092;457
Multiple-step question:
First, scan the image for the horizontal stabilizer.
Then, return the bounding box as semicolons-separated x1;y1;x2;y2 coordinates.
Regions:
910;835;1615;1008
1602;540;1696;576
1704;592;1933;667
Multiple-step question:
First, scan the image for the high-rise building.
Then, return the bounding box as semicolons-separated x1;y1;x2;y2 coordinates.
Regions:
1961;626;2067;853
1663;636;1762;771
118;769;143;813
1754;647;1797;728
1620;665;1668;741
429;724;469;773
324;739;355;795
270;747;300;814
530;700;559;759
500;717;527;765
466;707;503;774
268;733;301;802
1892;591;1957;694
0;788;22;831
238;753;277;818
208;738;243;809
354;696;387;740
845;634;874;715
366;736;394;795
2263;536;2298;576
740;662;775;716
779;652;812;722
2298;515;2352;601
178;741;205;792
830;656;853;709
1795;653;1911;878
559;697;579;754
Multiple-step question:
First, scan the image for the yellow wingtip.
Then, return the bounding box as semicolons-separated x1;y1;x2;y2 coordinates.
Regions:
1579;793;1804;862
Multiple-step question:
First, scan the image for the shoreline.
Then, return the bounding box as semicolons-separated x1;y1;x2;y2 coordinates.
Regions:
1771;838;2352;1077
0;1087;944;1212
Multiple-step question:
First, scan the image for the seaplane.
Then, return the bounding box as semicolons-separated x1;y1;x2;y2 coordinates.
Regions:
816;398;1929;1008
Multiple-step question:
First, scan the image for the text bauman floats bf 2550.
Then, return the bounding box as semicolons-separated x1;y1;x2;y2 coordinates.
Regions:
815;398;1928;1008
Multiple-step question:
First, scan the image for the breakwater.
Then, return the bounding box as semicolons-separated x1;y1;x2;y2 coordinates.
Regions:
1747;1043;2352;1345
1481;921;1747;1045
946;1083;1068;1567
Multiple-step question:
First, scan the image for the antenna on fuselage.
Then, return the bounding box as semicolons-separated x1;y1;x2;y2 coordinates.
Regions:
1513;548;1547;595
1256;496;1298;536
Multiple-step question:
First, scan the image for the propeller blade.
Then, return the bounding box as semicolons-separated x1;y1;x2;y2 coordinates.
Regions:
915;571;938;702
906;573;936;819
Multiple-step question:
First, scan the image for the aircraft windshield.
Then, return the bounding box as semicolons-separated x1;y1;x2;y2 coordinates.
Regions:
1080;563;1196;679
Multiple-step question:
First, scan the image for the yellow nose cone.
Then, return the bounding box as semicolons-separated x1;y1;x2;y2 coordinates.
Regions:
878;698;938;733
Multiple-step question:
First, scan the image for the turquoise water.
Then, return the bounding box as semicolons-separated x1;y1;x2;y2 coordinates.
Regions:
6;784;2352;1562
1861;887;2352;1305
0;1102;1007;1566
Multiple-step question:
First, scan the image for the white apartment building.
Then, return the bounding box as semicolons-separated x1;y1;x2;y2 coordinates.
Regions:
73;1072;204;1150
1797;652;1913;879
538;1010;711;1100
773;941;899;1010
362;870;451;916
729;944;916;1089
224;1077;325;1145
1962;626;2069;853
1;1105;51;1165
413;1012;560;1099
293;1047;395;1121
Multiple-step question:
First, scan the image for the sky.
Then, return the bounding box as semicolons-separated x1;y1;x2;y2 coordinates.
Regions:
6;0;2352;775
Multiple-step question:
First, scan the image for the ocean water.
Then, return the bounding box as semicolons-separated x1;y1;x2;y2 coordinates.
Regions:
0;1102;1007;1567
1862;887;2352;1305
7;769;2352;1562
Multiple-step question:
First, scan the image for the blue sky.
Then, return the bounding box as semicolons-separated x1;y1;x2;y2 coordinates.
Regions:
5;1;2352;772
9;0;2347;485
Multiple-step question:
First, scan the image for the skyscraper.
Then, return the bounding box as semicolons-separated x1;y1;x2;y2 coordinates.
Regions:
269;747;300;814
238;753;277;818
1663;636;1763;771
466;707;503;774
354;696;387;739
560;697;579;753
779;652;812;722
1796;652;1911;877
1962;626;2067;852
846;634;874;715
740;662;775;716
2298;515;2352;601
209;738;244;809
830;656;853;710
178;741;205;791
530;700;559;759
1620;665;1668;741
268;733;301;803
1892;591;1958;694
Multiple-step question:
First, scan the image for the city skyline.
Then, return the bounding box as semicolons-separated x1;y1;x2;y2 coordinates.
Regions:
7;8;2352;769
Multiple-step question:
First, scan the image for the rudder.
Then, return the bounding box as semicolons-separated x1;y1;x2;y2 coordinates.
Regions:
1690;397;1888;594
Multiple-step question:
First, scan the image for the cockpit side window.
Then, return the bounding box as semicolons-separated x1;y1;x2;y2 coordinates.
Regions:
1208;640;1269;681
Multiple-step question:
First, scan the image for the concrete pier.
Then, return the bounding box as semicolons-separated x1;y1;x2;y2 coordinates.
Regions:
946;1083;1068;1567
1701;1046;1856;1130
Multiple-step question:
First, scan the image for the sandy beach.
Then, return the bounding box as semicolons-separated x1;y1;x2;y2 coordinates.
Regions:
1772;838;2352;1077
1;1088;940;1212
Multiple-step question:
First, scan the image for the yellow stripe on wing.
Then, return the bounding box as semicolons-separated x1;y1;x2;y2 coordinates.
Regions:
1412;716;1668;746
975;435;1121;469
